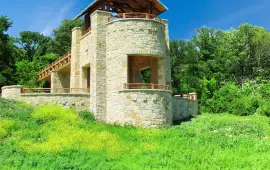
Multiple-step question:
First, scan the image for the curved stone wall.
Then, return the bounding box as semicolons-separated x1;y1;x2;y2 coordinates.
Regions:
107;89;173;128
106;19;169;57
106;19;171;88
105;19;171;127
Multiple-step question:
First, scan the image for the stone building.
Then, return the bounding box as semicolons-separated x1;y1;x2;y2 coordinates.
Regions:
2;0;198;127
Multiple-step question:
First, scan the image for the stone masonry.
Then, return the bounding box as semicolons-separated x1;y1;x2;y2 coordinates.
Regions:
1;7;199;128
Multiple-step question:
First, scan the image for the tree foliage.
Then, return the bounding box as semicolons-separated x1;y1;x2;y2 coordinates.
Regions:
0;16;21;87
48;19;83;56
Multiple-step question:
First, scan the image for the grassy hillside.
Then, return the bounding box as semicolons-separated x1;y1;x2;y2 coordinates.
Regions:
1;98;270;169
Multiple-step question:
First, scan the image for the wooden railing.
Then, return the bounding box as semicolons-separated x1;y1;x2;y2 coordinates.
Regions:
123;83;170;90
38;51;71;81
108;12;159;22
22;88;90;94
175;93;198;101
82;27;91;36
119;13;156;19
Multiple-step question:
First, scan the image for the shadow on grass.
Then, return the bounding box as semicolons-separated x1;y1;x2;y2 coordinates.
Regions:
173;115;195;125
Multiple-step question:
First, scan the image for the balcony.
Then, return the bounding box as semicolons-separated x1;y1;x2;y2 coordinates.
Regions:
82;27;91;36
108;12;161;22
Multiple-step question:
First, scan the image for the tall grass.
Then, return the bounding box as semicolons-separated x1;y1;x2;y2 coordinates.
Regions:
0;98;270;169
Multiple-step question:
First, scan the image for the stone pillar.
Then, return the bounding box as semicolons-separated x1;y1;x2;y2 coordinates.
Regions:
162;20;172;88
90;10;111;121
51;71;60;93
70;27;82;91
1;85;22;99
51;71;70;93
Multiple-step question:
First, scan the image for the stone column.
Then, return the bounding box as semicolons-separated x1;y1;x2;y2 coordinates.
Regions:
90;10;111;121
51;71;70;93
1;85;22;99
51;71;60;93
70;27;82;92
162;20;172;88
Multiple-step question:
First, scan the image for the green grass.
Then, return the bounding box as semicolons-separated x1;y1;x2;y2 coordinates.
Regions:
1;98;270;169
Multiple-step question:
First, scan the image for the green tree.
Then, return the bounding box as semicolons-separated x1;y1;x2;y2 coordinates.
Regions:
18;31;52;61
0;16;22;87
48;19;83;56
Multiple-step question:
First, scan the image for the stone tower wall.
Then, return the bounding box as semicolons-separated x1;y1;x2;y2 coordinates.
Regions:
88;11;111;121
105;18;172;127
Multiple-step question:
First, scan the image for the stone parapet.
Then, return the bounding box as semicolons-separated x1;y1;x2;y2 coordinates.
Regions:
1;85;22;99
1;85;90;111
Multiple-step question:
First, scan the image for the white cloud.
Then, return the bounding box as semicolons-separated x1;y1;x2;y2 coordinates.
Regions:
41;1;75;36
208;0;270;29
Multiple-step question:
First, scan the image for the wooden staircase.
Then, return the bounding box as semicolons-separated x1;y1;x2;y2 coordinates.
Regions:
38;51;71;81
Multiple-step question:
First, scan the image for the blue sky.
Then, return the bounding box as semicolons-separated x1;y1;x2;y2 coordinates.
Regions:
1;0;270;40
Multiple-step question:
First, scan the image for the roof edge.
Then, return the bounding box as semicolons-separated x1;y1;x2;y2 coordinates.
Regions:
74;0;168;20
74;0;97;20
157;0;168;11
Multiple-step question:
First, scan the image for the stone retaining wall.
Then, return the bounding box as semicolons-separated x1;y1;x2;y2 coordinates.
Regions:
173;97;199;120
1;86;90;111
20;94;90;111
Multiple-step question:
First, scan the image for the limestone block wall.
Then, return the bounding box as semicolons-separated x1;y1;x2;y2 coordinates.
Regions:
51;71;70;91
105;19;171;125
1;86;90;111
80;32;92;67
106;19;171;86
1;85;22;99
20;94;90;111
79;31;93;89
173;97;199;121
107;89;173;128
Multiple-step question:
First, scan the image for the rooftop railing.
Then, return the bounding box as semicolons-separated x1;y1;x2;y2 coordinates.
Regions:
82;27;91;36
108;12;161;22
123;83;170;90
174;93;198;101
38;51;71;81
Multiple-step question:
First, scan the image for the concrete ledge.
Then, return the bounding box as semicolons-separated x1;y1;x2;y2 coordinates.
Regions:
72;27;82;32
1;85;22;90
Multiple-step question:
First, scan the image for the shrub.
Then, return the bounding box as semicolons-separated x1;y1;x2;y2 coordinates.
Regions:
201;82;260;116
32;105;79;124
257;100;270;117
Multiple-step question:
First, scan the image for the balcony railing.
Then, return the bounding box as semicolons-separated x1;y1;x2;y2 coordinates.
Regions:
123;83;170;90
108;12;160;22
174;93;198;101
38;51;71;81
22;88;90;94
82;27;91;36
